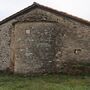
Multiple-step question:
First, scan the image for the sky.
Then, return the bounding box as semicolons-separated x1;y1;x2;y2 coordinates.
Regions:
0;0;90;21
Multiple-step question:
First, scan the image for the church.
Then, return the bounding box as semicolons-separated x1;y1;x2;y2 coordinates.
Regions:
0;2;90;75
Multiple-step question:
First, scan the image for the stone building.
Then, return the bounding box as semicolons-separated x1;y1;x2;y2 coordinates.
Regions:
0;2;90;75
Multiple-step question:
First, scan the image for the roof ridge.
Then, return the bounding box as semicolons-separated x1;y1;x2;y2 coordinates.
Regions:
0;2;90;25
33;2;40;5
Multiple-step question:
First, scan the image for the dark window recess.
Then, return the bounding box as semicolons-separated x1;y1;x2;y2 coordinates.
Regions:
74;49;81;54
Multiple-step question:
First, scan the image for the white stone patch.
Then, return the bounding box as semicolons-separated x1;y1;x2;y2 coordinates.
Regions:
25;52;33;57
56;51;62;57
56;59;60;61
26;29;30;34
29;39;34;41
20;49;24;52
48;61;52;63
56;64;60;67
17;38;21;41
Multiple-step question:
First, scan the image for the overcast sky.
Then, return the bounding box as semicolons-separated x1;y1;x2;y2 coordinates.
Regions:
0;0;90;21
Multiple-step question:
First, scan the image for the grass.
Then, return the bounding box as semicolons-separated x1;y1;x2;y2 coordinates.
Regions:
0;73;89;90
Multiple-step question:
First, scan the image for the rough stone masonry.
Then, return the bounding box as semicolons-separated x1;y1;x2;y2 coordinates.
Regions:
0;3;90;75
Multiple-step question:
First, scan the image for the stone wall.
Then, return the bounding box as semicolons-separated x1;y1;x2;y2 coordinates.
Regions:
0;8;90;74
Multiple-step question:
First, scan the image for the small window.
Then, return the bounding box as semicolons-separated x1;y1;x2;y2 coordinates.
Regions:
26;30;30;34
74;49;81;54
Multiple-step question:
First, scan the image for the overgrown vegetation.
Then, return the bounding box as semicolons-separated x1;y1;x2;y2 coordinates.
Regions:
0;73;89;90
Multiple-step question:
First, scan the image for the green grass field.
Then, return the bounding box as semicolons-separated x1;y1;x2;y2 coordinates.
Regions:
0;73;89;90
